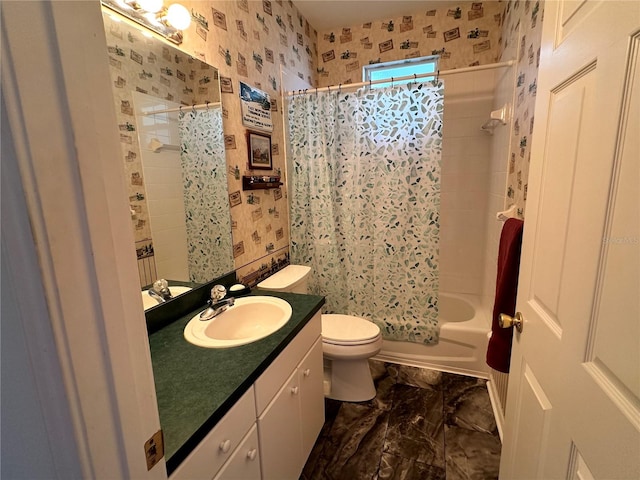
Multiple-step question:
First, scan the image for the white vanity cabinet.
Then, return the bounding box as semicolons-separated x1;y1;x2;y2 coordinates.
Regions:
255;312;323;480
169;311;324;480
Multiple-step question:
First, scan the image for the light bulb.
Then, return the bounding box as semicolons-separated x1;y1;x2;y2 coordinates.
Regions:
166;3;190;30
138;0;163;13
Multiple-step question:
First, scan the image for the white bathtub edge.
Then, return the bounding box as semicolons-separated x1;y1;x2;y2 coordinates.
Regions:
375;292;491;379
373;352;490;380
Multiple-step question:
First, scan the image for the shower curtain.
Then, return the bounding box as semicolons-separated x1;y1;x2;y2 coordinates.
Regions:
288;81;444;344
179;107;234;284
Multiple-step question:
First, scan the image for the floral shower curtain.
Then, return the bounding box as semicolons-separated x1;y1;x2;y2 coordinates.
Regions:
288;81;444;344
178;107;234;284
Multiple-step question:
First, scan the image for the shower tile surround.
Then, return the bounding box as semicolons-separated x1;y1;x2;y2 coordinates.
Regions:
440;75;495;296
302;360;501;479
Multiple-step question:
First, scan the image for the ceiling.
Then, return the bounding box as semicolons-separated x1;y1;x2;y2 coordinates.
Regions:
293;1;461;32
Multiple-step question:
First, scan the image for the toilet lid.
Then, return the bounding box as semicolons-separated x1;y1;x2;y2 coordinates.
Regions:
321;314;381;345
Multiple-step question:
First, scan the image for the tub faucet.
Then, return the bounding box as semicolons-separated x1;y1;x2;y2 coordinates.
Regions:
149;279;173;304
200;285;235;320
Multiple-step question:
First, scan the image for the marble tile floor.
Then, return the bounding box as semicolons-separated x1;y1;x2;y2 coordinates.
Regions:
300;361;501;480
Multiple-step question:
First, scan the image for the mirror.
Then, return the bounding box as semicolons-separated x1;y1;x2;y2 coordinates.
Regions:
101;11;234;297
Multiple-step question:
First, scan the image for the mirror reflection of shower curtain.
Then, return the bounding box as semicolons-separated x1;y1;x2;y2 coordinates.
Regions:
178;107;234;284
288;82;443;344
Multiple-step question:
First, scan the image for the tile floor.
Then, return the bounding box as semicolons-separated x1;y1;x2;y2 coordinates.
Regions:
301;361;501;480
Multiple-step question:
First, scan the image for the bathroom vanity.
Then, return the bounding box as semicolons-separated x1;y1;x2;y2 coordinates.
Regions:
147;287;325;479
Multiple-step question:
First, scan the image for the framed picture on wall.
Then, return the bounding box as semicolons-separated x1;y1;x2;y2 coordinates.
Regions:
247;130;272;170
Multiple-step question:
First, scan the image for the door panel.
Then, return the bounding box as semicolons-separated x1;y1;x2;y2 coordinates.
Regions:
531;68;594;329
501;1;640;478
507;362;553;479
557;0;598;45
588;37;639;400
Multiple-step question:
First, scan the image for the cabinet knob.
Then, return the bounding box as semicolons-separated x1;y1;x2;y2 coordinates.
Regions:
219;439;231;453
303;368;311;377
247;449;258;461
291;386;299;395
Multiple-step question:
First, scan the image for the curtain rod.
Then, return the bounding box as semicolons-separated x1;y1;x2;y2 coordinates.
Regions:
286;60;515;97
141;101;221;116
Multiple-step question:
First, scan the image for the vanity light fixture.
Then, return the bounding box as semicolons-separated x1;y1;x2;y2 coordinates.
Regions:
101;0;191;44
164;4;191;30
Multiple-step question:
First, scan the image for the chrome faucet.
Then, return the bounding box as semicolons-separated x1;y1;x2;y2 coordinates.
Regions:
148;279;173;304
200;285;235;321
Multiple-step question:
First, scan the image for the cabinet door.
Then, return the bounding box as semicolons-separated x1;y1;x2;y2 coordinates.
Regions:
254;312;321;414
257;370;302;480
213;424;261;480
298;338;324;460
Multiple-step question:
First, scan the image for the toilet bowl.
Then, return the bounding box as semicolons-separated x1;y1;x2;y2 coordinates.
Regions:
321;314;382;402
257;265;382;402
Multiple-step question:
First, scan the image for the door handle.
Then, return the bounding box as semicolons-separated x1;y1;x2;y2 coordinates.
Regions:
499;312;524;333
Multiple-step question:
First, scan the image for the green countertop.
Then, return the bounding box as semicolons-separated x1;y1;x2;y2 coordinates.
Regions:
148;290;324;474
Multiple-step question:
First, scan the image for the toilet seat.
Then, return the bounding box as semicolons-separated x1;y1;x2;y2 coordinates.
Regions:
321;314;381;346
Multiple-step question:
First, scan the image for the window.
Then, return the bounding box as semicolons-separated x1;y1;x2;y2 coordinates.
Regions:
363;55;438;89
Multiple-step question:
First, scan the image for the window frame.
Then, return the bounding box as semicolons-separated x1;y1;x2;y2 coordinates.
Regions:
362;55;439;88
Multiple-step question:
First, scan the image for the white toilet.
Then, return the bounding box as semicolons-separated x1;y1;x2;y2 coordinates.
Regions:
257;265;382;402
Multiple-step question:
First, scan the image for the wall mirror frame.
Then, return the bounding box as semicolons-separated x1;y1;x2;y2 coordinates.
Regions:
101;9;234;309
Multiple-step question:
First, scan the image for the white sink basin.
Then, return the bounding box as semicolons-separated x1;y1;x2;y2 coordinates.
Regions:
142;286;192;311
183;296;292;348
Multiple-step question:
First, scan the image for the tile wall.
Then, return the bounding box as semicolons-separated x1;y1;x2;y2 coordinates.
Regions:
135;92;190;282
440;71;496;295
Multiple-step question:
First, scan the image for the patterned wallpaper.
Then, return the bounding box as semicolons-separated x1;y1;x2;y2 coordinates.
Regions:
169;0;318;284
499;0;544;218
315;1;504;88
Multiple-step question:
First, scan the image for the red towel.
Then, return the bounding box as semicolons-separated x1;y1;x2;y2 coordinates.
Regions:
486;218;524;373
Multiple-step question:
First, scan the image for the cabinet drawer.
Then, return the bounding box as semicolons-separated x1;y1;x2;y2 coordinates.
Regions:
254;312;321;414
170;386;256;480
213;424;261;480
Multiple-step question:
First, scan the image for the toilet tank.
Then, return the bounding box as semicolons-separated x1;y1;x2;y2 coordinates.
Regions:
257;265;311;294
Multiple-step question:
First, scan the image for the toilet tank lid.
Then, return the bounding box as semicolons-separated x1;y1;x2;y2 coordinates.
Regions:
257;265;311;290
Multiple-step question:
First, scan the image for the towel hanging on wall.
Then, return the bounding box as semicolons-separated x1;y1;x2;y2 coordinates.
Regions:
486;218;524;373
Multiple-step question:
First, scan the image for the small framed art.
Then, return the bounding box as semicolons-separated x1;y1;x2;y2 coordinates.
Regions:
247;130;272;170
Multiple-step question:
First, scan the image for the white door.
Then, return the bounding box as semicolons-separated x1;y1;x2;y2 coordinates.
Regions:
501;1;640;479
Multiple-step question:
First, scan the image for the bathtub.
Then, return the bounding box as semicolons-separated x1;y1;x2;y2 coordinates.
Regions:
375;293;491;378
